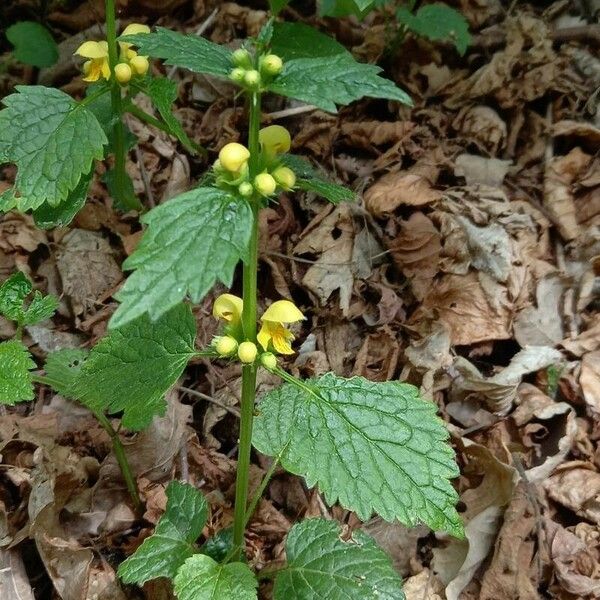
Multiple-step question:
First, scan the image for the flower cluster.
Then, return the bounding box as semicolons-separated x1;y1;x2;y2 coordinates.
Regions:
212;293;305;366
228;49;283;91
214;125;296;199
74;23;150;84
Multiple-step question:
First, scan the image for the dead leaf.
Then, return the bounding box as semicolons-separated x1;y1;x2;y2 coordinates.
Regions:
403;569;445;600
56;229;122;315
294;205;354;314
581;351;600;416
546;518;600;596
432;442;517;600
544;148;591;241
412;272;511;345
0;548;34;600
545;463;600;525
454;154;512;188
385;212;441;301
365;162;442;215
452;106;507;154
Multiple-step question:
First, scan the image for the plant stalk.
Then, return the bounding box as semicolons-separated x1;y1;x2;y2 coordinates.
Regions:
231;90;262;561
105;0;142;211
94;411;143;513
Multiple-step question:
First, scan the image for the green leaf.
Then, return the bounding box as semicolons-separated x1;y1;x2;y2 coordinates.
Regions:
267;53;411;113
200;527;234;563
0;340;35;405
103;167;138;212
253;373;463;537
0;86;107;209
119;481;208;585
270;22;348;61
319;0;375;17
269;0;291;15
22;292;58;325
6;21;59;68
134;78;196;152
110;187;252;329
43;348;88;397
174;555;257;600
0;272;32;322
120;27;233;78
274;518;404;600
396;4;470;55
282;154;355;204
71;304;197;430
0;272;58;325
33;170;92;229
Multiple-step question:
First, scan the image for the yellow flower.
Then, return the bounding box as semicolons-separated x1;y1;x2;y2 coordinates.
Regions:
114;62;132;84
75;40;110;82
219;143;251;173
129;55;149;76
258;125;291;158
258;300;305;355
254;173;277;196
260;352;277;370
272;166;296;191
121;23;151;37
213;294;243;323
238;341;258;364
261;54;283;76
215;335;238;356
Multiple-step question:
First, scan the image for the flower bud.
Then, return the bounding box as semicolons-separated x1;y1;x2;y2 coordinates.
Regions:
232;48;252;69
114;63;132;84
254;173;277;196
238;341;258;364
213;159;223;171
130;55;149;76
215;335;238;356
229;67;246;83
261;54;283;76
238;182;253;197
243;69;261;89
272;166;296;191
260;352;277;370
219;143;250;173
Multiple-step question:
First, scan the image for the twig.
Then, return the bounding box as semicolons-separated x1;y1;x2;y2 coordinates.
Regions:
179;385;241;417
167;8;219;79
179;443;190;482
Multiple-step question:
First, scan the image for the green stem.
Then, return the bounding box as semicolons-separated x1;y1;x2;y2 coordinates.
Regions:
32;375;142;513
125;103;173;136
243;454;280;528
105;0;142;211
94;411;143;514
231;90;262;561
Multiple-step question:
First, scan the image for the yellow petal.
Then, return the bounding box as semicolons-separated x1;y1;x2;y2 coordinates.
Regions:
219;143;250;173
75;40;108;59
101;59;111;80
258;125;291;157
271;325;294;355
261;300;304;323
213;293;243;322
82;59;103;82
122;23;151;36
257;322;272;351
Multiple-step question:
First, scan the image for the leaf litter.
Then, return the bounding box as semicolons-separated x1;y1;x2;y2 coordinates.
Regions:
1;0;600;598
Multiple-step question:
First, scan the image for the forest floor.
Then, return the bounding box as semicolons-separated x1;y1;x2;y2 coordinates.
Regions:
1;0;600;598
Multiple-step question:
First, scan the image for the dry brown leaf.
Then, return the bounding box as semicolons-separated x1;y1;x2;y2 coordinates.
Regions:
294;205;354;314
403;569;445;600
56;229;122;315
546;518;600;596
411;272;511;345
450;346;563;415
545;463;600;525
452;105;507;153
386;212;441;301
0;548;35;600
352;327;400;381
365;160;442;215
581;351;600;416
454;154;511;188
432;442;517;600
478;485;539;600
562;316;600;356
544;148;591;241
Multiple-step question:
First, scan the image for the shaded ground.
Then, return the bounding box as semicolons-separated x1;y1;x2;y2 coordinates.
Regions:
1;0;600;598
